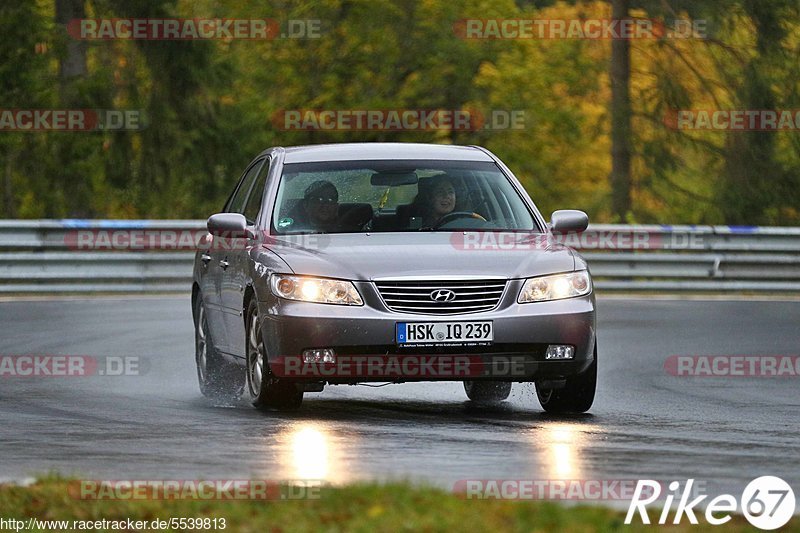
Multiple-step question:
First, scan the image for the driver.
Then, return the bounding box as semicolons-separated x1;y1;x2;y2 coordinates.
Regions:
414;175;484;229
422;178;456;227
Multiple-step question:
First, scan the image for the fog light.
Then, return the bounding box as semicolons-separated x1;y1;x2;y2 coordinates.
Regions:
302;348;336;364
545;345;574;360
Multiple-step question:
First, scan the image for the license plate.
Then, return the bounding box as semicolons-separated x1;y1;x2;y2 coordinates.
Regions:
396;321;493;346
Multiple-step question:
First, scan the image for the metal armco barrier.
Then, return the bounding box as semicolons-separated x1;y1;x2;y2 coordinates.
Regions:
1;220;800;294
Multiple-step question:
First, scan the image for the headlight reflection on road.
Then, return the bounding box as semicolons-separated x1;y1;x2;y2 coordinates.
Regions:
277;423;349;483
537;423;596;480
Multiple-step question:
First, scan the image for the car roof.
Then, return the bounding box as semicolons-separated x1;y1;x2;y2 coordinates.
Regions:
278;143;495;164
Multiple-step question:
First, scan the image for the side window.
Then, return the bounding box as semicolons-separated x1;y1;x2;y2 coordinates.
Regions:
226;159;265;214
243;159;271;224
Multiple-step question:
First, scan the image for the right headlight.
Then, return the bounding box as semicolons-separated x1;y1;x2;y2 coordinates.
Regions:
518;270;592;303
270;274;363;306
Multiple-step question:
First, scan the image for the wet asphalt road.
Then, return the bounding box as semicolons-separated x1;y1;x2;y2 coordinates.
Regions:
0;295;798;501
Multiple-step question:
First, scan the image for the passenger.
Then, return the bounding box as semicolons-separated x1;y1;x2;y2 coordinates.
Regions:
300;180;340;231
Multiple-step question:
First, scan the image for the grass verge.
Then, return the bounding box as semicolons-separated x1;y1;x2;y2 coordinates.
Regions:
0;478;796;532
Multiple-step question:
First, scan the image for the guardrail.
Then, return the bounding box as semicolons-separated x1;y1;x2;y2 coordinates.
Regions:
1;219;799;294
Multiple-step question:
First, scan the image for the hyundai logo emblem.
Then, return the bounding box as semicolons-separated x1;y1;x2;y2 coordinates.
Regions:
430;289;456;302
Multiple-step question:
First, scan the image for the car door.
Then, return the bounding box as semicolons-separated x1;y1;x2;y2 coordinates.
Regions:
219;157;269;358
205;158;264;354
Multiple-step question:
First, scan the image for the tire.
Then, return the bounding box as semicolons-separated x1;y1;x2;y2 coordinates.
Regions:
463;381;512;403
536;344;597;414
245;298;303;410
194;296;243;401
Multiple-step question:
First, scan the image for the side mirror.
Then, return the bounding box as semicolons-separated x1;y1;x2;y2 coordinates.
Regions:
207;213;250;238
550;210;589;233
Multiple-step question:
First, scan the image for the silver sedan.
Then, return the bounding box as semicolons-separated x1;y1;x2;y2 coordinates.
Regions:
192;143;596;412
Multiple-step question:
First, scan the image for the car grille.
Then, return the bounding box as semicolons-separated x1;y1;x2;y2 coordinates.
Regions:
374;279;507;315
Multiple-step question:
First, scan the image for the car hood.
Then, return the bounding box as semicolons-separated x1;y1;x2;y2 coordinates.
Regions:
264;232;576;280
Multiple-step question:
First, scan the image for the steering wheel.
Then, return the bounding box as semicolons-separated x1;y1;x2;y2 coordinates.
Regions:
430;211;487;230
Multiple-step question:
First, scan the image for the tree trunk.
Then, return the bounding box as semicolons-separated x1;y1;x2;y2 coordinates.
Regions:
54;0;89;217
55;0;87;96
3;150;13;218
609;0;632;220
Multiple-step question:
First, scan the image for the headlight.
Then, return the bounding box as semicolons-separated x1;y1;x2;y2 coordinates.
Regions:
270;274;363;306
518;270;592;303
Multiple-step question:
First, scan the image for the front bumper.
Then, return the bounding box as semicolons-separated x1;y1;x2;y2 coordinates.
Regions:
259;279;596;383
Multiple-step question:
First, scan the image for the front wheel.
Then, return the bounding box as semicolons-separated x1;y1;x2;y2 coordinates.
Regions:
463;381;512;403
535;344;597;414
245;299;303;410
194;296;243;401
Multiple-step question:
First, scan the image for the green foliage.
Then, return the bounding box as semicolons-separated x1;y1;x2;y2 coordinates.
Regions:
0;0;798;223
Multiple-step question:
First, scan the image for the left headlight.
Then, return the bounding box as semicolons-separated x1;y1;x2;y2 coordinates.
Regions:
518;270;592;303
270;274;363;306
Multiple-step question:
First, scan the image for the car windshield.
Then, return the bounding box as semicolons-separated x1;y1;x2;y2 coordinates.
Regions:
272;159;539;234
